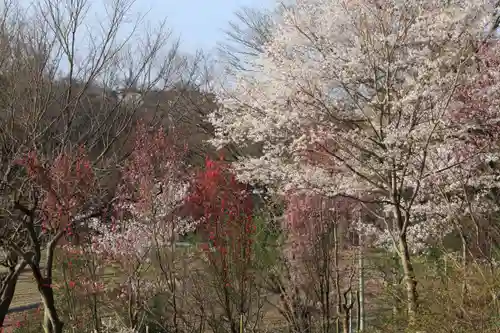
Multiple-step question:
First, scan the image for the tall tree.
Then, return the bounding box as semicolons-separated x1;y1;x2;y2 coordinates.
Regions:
208;0;500;326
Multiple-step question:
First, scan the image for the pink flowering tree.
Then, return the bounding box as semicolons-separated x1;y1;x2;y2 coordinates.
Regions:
9;148;106;333
208;0;500;325
88;123;198;331
281;193;360;333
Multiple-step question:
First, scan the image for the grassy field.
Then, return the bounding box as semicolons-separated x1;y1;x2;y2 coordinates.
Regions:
0;264;41;309
10;271;40;308
2;271;41;332
2;246;195;310
3;261;118;309
1;251;45;309
2;246;384;332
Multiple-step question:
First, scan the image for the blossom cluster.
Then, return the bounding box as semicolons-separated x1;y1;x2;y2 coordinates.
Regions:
209;0;500;252
89;195;198;263
17;147;96;234
89;123;198;263
283;194;356;286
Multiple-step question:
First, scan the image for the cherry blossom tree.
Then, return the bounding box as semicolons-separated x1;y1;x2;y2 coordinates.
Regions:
209;0;500;325
88;122;197;331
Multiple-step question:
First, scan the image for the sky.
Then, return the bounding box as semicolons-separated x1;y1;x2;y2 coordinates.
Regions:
16;0;274;78
139;0;273;53
17;0;273;55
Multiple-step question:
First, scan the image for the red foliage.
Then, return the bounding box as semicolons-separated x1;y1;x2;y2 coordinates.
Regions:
186;156;255;285
17;147;96;238
119;122;187;213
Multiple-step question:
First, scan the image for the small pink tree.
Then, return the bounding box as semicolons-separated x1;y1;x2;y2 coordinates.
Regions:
282;193;360;333
10;122;195;332
88;122;197;331
14;147;102;333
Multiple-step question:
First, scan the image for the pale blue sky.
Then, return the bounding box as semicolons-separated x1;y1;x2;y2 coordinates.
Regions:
16;0;273;75
141;0;272;52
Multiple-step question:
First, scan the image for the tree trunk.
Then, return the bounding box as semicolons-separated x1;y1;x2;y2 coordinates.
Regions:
0;276;18;327
36;232;64;333
398;235;418;326
358;234;364;332
40;282;63;333
342;312;350;333
0;261;26;328
459;229;468;302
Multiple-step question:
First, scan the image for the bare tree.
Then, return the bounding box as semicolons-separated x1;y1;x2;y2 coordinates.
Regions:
217;6;274;73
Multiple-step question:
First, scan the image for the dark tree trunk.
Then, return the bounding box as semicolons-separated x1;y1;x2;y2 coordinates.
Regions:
0;260;26;328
